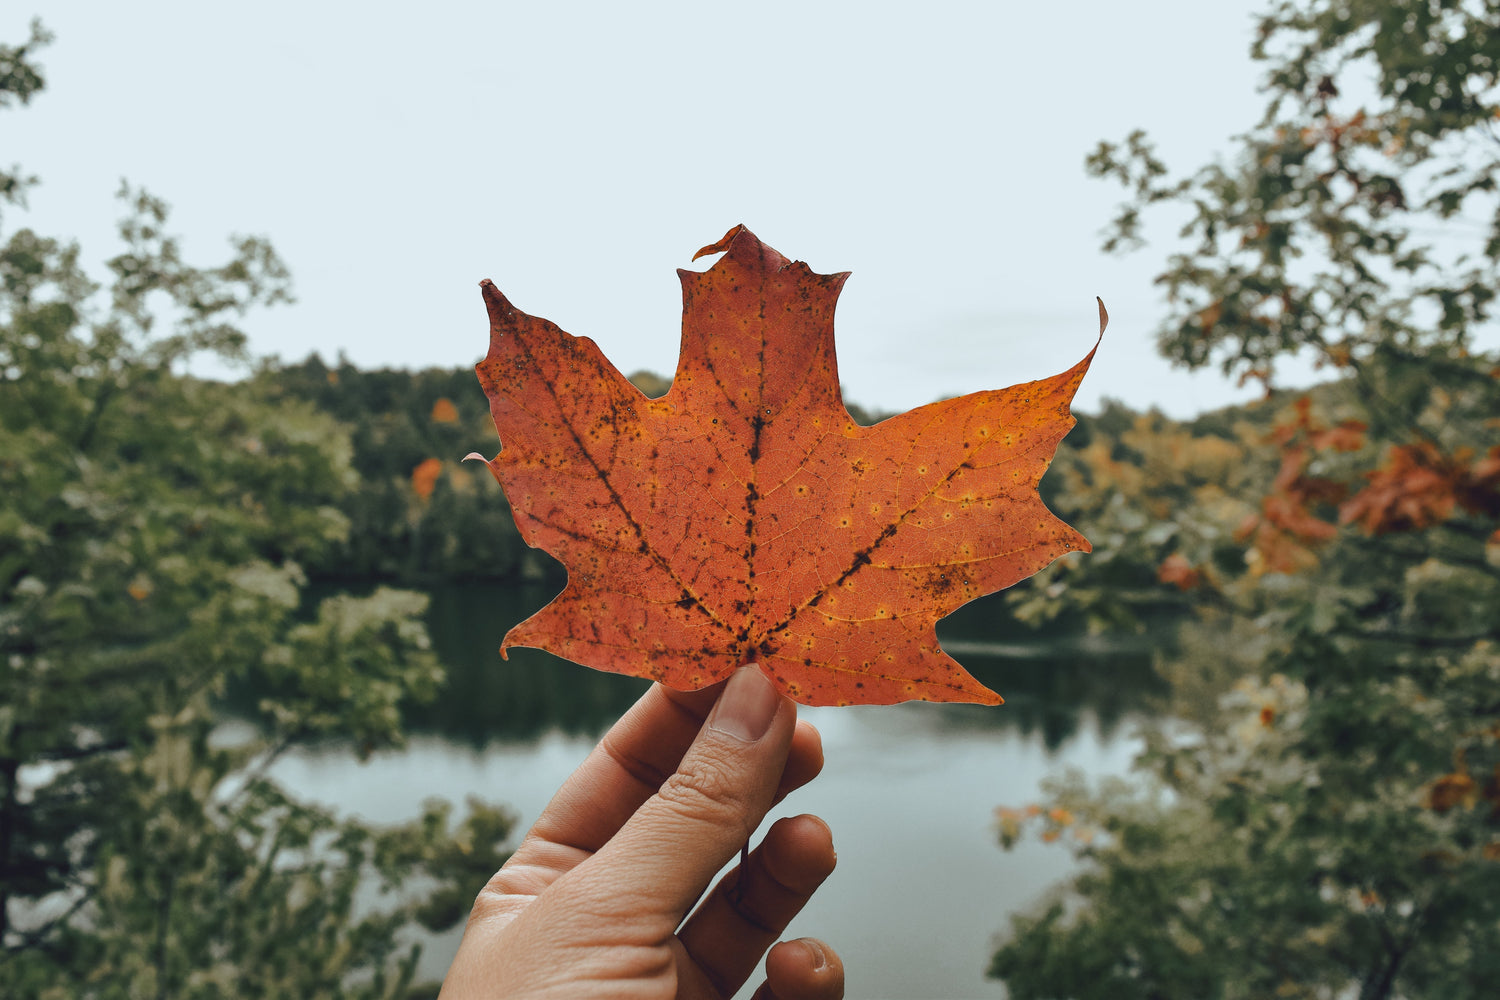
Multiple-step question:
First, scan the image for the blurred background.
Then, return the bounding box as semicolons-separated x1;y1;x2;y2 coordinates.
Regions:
3;2;1498;998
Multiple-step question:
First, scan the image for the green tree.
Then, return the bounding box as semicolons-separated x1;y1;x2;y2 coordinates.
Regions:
0;25;510;998
268;357;535;584
992;2;1500;997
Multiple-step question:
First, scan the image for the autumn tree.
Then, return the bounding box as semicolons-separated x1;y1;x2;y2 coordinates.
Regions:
0;23;509;998
992;1;1500;997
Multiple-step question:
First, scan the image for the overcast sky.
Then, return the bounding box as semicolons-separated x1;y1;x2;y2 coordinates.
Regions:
5;0;1293;418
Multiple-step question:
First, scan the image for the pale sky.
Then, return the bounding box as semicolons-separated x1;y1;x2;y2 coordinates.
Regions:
5;0;1289;418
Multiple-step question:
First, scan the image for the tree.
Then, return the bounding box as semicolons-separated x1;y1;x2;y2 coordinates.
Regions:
268;357;535;584
1;24;510;998
992;2;1500;997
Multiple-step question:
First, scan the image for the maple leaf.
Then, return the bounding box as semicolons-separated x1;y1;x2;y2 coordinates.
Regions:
473;226;1099;706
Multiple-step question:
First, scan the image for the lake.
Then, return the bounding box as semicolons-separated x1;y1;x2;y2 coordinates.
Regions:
269;583;1161;999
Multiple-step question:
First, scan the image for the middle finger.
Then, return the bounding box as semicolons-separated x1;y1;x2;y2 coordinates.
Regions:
677;813;838;998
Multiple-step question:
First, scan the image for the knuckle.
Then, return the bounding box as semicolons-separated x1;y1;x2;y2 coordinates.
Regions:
465;863;540;925
655;754;754;827
467;875;511;925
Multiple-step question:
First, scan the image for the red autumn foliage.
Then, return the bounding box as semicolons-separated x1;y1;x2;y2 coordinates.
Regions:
1311;420;1367;453
1157;553;1202;591
1240;397;1382;572
411;457;443;502
473;226;1100;706
1339;441;1463;534
1426;771;1478;813
1245;395;1498;559
1244;522;1322;575
430;397;460;424
1251;446;1343;547
1273;396;1367;454
1458;445;1500;519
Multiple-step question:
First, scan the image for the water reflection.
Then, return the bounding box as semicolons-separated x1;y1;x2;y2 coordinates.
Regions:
413;583;1164;750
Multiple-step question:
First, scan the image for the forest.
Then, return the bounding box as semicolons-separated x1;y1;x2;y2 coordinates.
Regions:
5;1;1500;997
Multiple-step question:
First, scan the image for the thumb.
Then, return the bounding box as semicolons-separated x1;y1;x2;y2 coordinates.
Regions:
562;664;796;925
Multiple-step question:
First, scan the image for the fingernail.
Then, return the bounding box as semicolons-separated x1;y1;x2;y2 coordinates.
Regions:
799;938;828;972
708;664;779;743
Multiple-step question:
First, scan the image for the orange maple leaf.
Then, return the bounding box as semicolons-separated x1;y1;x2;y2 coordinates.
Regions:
473;226;1099;706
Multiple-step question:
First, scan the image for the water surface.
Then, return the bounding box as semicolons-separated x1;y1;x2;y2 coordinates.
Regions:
271;584;1159;999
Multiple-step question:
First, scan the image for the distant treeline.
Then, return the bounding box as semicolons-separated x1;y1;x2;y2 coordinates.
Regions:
269;354;530;583
272;352;1282;589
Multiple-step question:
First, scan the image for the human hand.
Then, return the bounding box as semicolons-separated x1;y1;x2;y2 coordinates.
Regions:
438;663;843;1000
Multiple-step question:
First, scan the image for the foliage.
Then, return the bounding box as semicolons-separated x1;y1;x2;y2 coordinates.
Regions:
473;224;1097;706
0;28;511;999
268;356;544;583
0;19;48;214
992;1;1500;997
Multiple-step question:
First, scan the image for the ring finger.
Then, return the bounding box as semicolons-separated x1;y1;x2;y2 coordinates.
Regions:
676;813;837;997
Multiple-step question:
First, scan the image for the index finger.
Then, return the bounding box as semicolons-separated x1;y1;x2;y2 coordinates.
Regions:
467;681;724;922
530;681;724;855
516;679;822;867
